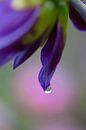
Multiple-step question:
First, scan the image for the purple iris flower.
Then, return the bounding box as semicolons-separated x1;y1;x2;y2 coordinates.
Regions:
0;0;86;92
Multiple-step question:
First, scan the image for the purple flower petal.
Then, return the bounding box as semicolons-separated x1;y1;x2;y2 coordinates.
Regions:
0;42;22;66
13;29;48;69
0;2;40;49
13;41;40;69
39;23;65;91
70;0;86;22
69;3;86;31
41;26;56;66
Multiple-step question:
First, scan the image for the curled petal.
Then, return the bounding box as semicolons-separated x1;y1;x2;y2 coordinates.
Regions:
69;1;86;30
70;0;86;21
13;30;48;69
13;41;40;69
39;23;65;91
0;42;22;66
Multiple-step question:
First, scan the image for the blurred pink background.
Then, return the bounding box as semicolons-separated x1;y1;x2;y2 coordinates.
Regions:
12;63;78;119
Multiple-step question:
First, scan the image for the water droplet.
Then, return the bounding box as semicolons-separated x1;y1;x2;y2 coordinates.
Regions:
44;86;52;94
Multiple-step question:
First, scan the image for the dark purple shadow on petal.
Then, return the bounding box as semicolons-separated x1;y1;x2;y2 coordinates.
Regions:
69;4;86;31
0;42;23;67
41;27;56;66
0;5;40;49
39;23;65;91
13;42;40;69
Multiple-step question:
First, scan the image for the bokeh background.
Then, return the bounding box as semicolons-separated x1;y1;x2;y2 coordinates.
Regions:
0;19;86;130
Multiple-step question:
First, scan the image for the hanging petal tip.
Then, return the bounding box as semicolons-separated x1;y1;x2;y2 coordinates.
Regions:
38;67;51;92
13;56;21;69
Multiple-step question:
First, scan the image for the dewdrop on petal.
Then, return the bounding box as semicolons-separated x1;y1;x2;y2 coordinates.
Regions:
44;86;52;94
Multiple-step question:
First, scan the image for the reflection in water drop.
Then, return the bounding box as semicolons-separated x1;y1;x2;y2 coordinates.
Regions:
44;86;52;94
